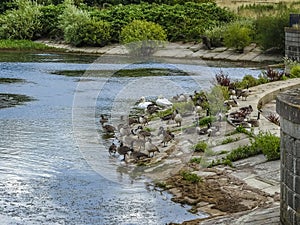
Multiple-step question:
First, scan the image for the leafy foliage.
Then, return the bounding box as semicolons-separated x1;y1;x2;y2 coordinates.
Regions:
254;12;289;53
204;24;226;47
0;0;42;40
193;141;208;152
180;171;202;183
290;65;300;78
251;131;280;161
59;0;111;46
39;4;64;39
223;20;254;52
120;20;166;56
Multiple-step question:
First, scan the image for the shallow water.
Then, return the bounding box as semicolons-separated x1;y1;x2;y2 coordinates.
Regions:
0;52;263;224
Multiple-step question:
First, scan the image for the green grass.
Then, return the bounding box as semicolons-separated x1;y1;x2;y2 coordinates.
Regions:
221;137;240;145
180;170;202;183
0;39;55;51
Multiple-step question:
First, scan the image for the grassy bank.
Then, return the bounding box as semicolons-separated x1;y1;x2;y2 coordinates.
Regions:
0;39;57;51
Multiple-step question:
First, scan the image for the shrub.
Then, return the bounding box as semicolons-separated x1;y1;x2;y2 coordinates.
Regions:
0;0;42;40
204;24;226;47
255;12;289;53
39;4;64;39
181;171;202;183
193;141;208;152
236;75;258;88
223;20;254;52
290;65;300;78
189;157;202;164
120;20;166;56
251;131;280;161
59;0;111;46
198;116;214;126
261;67;285;82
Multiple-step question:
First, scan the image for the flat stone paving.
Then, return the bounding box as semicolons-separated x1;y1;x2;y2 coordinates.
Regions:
36;40;282;63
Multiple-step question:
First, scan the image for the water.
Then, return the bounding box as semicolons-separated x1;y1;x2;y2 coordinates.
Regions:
0;52;263;225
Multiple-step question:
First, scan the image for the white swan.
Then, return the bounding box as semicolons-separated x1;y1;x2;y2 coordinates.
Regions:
156;95;173;107
136;96;153;110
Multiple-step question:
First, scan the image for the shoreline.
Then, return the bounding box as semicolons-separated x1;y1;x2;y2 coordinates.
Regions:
35;40;283;65
110;78;300;224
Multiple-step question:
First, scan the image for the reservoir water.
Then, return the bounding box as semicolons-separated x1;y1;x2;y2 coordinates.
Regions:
0;52;263;224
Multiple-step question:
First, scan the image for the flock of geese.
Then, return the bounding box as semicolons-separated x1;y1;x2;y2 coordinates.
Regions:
99;85;257;162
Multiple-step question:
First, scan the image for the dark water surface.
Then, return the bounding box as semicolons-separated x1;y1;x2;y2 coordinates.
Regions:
0;52;263;224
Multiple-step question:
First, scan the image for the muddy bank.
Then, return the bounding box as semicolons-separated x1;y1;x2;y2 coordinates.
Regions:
0;93;33;109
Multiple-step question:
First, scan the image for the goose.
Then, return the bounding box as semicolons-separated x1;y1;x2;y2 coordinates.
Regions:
131;151;149;161
145;138;160;157
131;138;145;151
156;96;173;107
174;109;182;127
237;89;252;101
137;96;153;110
137;127;151;140
119;124;131;137
117;142;134;161
139;115;149;126
108;142;117;155
160;111;175;124
100;114;109;125
147;104;160;115
224;99;239;108
102;124;116;133
196;123;211;135
239;105;253;114
158;127;174;147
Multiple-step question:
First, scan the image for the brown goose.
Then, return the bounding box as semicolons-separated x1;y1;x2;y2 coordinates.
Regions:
102;124;116;133
117;142;133;161
145;138;160;157
174;109;182;127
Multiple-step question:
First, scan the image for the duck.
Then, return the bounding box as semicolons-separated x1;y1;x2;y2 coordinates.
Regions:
239;105;253;114
137;96;153;110
145;138;160;157
100;114;109;125
156;95;173;107
102;123;116;133
174;109;182;127
117;142;134;161
108;142;117;155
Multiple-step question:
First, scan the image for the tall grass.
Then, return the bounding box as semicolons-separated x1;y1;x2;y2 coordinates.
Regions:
0;40;54;50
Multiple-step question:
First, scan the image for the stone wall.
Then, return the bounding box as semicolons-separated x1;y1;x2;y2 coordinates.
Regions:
277;88;300;225
285;27;300;61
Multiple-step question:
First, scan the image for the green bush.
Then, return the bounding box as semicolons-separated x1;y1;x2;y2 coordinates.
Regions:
120;20;166;56
223;20;254;52
251;131;280;161
204;24;226;47
290;65;300;78
198;116;214;126
189;157;202;164
235;74;258;88
59;0;111;46
0;0;42;40
181;171;202;183
255;12;289;53
93;2;235;42
39;4;64;39
193;141;208;152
